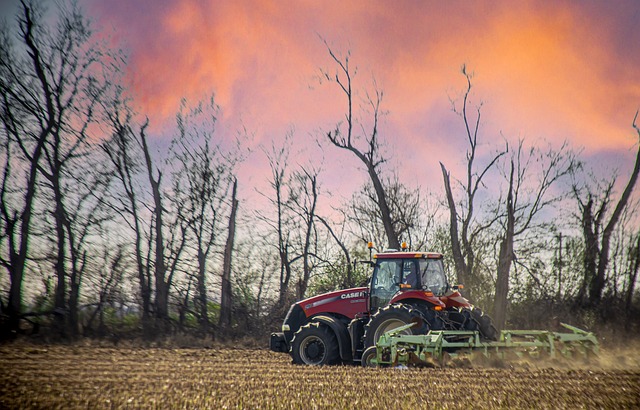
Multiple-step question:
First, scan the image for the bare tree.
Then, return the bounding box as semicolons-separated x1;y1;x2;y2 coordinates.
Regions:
440;66;505;294
573;112;640;306
493;140;578;329
0;2;56;334
106;111;187;335
101;103;153;334
170;97;246;333
344;172;431;251
83;245;127;336
106;112;177;334
219;178;238;329
315;214;355;288
626;231;640;313
36;31;113;336
288;167;320;300
258;139;295;307
139;122;185;331
320;43;401;249
0;1;118;335
255;134;324;304
170;98;234;333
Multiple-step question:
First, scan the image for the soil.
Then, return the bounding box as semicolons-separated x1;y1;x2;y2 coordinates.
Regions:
1;344;638;409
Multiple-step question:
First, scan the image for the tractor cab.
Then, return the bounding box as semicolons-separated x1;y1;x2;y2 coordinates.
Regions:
369;251;448;311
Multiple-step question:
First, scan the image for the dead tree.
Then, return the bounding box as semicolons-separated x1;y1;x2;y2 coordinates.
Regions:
170;98;234;334
494;159;515;330
0;2;55;334
102;108;153;333
345;173;426;252
219;179;238;330
316;214;354;288
139;123;172;329
258;140;295;307
321;43;400;249
0;1;116;335
627;232;640;313
289;168;320;300
257;137;321;305
492;140;577;329
440;66;505;293
575;111;640;306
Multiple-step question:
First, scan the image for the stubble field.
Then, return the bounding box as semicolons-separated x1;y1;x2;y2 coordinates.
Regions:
1;343;639;409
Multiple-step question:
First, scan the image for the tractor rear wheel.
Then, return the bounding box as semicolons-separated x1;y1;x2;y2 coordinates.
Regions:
290;322;340;365
464;307;499;341
417;306;445;330
363;303;430;348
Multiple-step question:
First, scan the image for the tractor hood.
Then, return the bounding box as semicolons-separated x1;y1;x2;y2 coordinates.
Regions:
297;287;369;320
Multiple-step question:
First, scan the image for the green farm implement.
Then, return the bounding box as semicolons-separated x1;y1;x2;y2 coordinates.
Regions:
361;322;599;368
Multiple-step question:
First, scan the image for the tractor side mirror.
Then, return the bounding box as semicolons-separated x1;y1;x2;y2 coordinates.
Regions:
452;284;464;291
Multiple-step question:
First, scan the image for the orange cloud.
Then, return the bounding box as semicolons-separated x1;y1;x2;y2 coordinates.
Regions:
88;0;640;164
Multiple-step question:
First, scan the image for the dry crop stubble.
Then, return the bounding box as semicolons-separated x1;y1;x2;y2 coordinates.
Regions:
0;344;639;409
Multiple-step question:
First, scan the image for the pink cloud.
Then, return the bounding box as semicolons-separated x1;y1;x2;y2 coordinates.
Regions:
86;0;640;199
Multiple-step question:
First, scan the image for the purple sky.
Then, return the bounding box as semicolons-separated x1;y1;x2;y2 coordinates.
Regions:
6;0;640;214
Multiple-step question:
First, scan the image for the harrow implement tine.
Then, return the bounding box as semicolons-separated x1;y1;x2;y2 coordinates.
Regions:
369;323;600;367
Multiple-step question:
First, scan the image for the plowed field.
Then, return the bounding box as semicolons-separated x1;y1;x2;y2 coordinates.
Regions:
1;344;638;409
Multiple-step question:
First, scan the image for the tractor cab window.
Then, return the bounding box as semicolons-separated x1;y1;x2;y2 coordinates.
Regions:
402;261;418;288
418;258;447;295
370;260;401;310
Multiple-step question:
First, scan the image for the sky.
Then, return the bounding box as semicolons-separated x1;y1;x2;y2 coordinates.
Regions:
3;0;640;212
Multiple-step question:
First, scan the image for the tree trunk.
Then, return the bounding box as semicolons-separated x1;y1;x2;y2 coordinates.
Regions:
626;234;640;313
66;220;85;338
276;173;291;307
278;255;292;307
589;120;640;304
365;161;400;250
493;161;515;331
440;163;468;287
140;124;169;330
589;143;640;305
134;214;153;335
577;199;598;305
196;248;209;334
52;175;68;337
297;175;317;300
4;2;55;334
179;280;191;331
68;274;81;337
220;179;238;329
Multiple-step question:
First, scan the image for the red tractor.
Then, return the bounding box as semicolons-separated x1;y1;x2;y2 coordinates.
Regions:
270;248;498;365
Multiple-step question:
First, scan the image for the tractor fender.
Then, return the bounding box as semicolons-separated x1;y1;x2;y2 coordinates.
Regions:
311;315;352;361
391;292;446;310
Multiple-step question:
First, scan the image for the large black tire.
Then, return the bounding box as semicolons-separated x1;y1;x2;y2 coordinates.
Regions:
465;307;499;341
361;346;378;367
290;322;340;365
416;306;446;331
363;303;430;348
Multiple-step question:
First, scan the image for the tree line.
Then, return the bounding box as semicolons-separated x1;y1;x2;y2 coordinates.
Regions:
1;1;639;342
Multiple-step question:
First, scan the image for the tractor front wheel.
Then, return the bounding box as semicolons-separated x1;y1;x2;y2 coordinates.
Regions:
290;322;340;365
